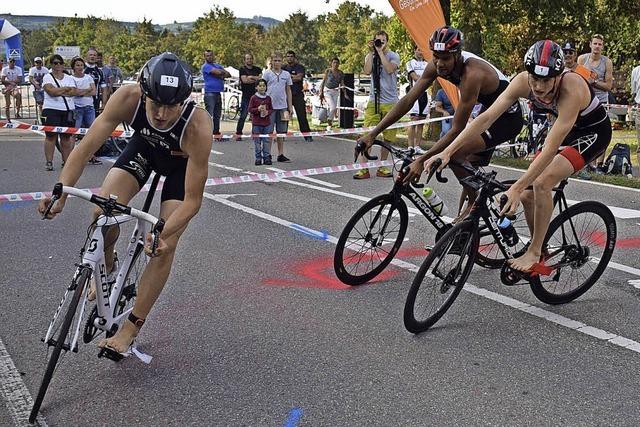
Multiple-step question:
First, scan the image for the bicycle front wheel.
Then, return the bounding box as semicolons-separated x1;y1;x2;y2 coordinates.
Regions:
334;194;408;285
530;201;616;304
404;220;479;333
228;95;239;120
30;266;91;423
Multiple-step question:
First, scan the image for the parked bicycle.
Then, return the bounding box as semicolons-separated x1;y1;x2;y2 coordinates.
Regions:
29;174;165;423
333;140;528;286
404;159;617;333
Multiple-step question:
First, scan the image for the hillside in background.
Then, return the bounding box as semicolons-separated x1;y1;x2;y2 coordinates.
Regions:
0;13;280;32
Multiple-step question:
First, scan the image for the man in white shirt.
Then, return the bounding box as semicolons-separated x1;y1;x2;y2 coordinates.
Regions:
28;56;49;122
2;58;23;119
631;64;640;168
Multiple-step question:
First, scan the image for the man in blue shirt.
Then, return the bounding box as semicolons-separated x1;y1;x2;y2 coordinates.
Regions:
201;50;230;138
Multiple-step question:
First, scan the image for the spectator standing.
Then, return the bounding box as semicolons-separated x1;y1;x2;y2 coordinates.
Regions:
236;53;262;141
319;57;347;131
84;47;108;113
41;54;81;170
354;30;400;179
434;88;455;138
70;56;101;165
102;55;123;94
577;34;614;172
28;57;49;123
2;58;23;120
263;52;293;162
248;79;274;165
283;51;313;142
562;42;577;71
202;50;230;139
405;46;429;150
631;63;640;169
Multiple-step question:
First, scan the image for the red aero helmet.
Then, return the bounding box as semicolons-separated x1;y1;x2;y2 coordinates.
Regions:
524;40;565;78
429;26;464;53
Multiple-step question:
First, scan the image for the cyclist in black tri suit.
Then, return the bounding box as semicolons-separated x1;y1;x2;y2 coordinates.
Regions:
38;52;213;354
427;40;611;274
359;26;523;221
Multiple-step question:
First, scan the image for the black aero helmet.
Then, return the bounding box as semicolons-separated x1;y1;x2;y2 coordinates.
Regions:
429;26;464;53
524;40;565;78
139;52;193;105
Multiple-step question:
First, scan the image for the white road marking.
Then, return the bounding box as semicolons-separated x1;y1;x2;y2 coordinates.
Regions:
210;149;224;155
628;280;640;289
0;339;48;426
203;192;640;355
566;199;640;219
266;167;341;188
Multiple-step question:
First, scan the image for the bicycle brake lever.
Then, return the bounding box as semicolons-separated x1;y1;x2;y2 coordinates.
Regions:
42;182;63;220
497;194;517;221
150;218;165;256
426;159;448;184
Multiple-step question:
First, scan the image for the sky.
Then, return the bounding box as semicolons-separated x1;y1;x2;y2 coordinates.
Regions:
0;1;395;24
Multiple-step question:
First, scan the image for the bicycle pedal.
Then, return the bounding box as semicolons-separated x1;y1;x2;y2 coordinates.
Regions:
97;346;126;362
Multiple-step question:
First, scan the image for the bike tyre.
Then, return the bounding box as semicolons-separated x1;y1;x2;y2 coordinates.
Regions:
29;267;90;423
404;220;478;333
530;201;616;304
334;194;408;286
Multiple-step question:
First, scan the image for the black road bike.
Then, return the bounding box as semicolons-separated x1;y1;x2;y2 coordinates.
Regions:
403;159;617;333
333;140;527;286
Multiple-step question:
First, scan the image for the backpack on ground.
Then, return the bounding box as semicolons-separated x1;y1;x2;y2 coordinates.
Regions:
604;143;632;176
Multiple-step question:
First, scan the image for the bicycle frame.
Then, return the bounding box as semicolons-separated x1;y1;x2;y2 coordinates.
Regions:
392;157;450;232
42;174;161;352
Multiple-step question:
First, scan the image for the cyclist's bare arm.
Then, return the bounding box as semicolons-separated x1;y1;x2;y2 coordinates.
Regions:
443;72;528;159
419;70;484;161
38;86;138;218
510;73;586;193
156;107;213;241
364;63;437;142
56;85;138;204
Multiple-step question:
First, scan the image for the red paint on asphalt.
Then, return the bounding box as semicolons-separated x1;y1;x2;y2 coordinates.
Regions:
262;246;430;289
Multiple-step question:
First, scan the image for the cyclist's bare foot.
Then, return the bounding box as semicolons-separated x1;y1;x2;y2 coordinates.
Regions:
508;249;541;273
98;320;139;353
452;203;473;224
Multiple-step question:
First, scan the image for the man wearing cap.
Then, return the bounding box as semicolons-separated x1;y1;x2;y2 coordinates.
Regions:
562;42;577;72
29;57;49;122
1;58;23;120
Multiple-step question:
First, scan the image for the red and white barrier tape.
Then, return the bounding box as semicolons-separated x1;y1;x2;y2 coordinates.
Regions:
0;120;134;137
0;159;395;203
219;115;450;140
0;115;451;140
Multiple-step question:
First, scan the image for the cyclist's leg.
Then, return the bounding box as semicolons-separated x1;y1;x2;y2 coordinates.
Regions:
99;165;187;353
510;154;573;271
448;133;487;222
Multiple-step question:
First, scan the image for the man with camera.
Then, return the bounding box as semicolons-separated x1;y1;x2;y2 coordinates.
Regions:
353;30;401;179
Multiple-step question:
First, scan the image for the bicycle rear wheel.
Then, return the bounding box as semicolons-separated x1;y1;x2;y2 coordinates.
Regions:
334;194;408;285
30;266;91;423
404;220;479;333
530;201;616;304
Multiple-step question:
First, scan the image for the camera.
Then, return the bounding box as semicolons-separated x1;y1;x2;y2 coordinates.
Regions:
374;39;383;48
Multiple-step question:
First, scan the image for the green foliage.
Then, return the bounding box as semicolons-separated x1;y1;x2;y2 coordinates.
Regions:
15;1;640;89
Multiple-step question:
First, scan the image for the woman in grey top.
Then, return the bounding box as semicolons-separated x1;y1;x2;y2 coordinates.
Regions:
319;57;348;129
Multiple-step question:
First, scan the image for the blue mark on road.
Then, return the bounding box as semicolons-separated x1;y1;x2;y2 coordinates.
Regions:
284;407;303;427
289;223;329;241
0;199;35;212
